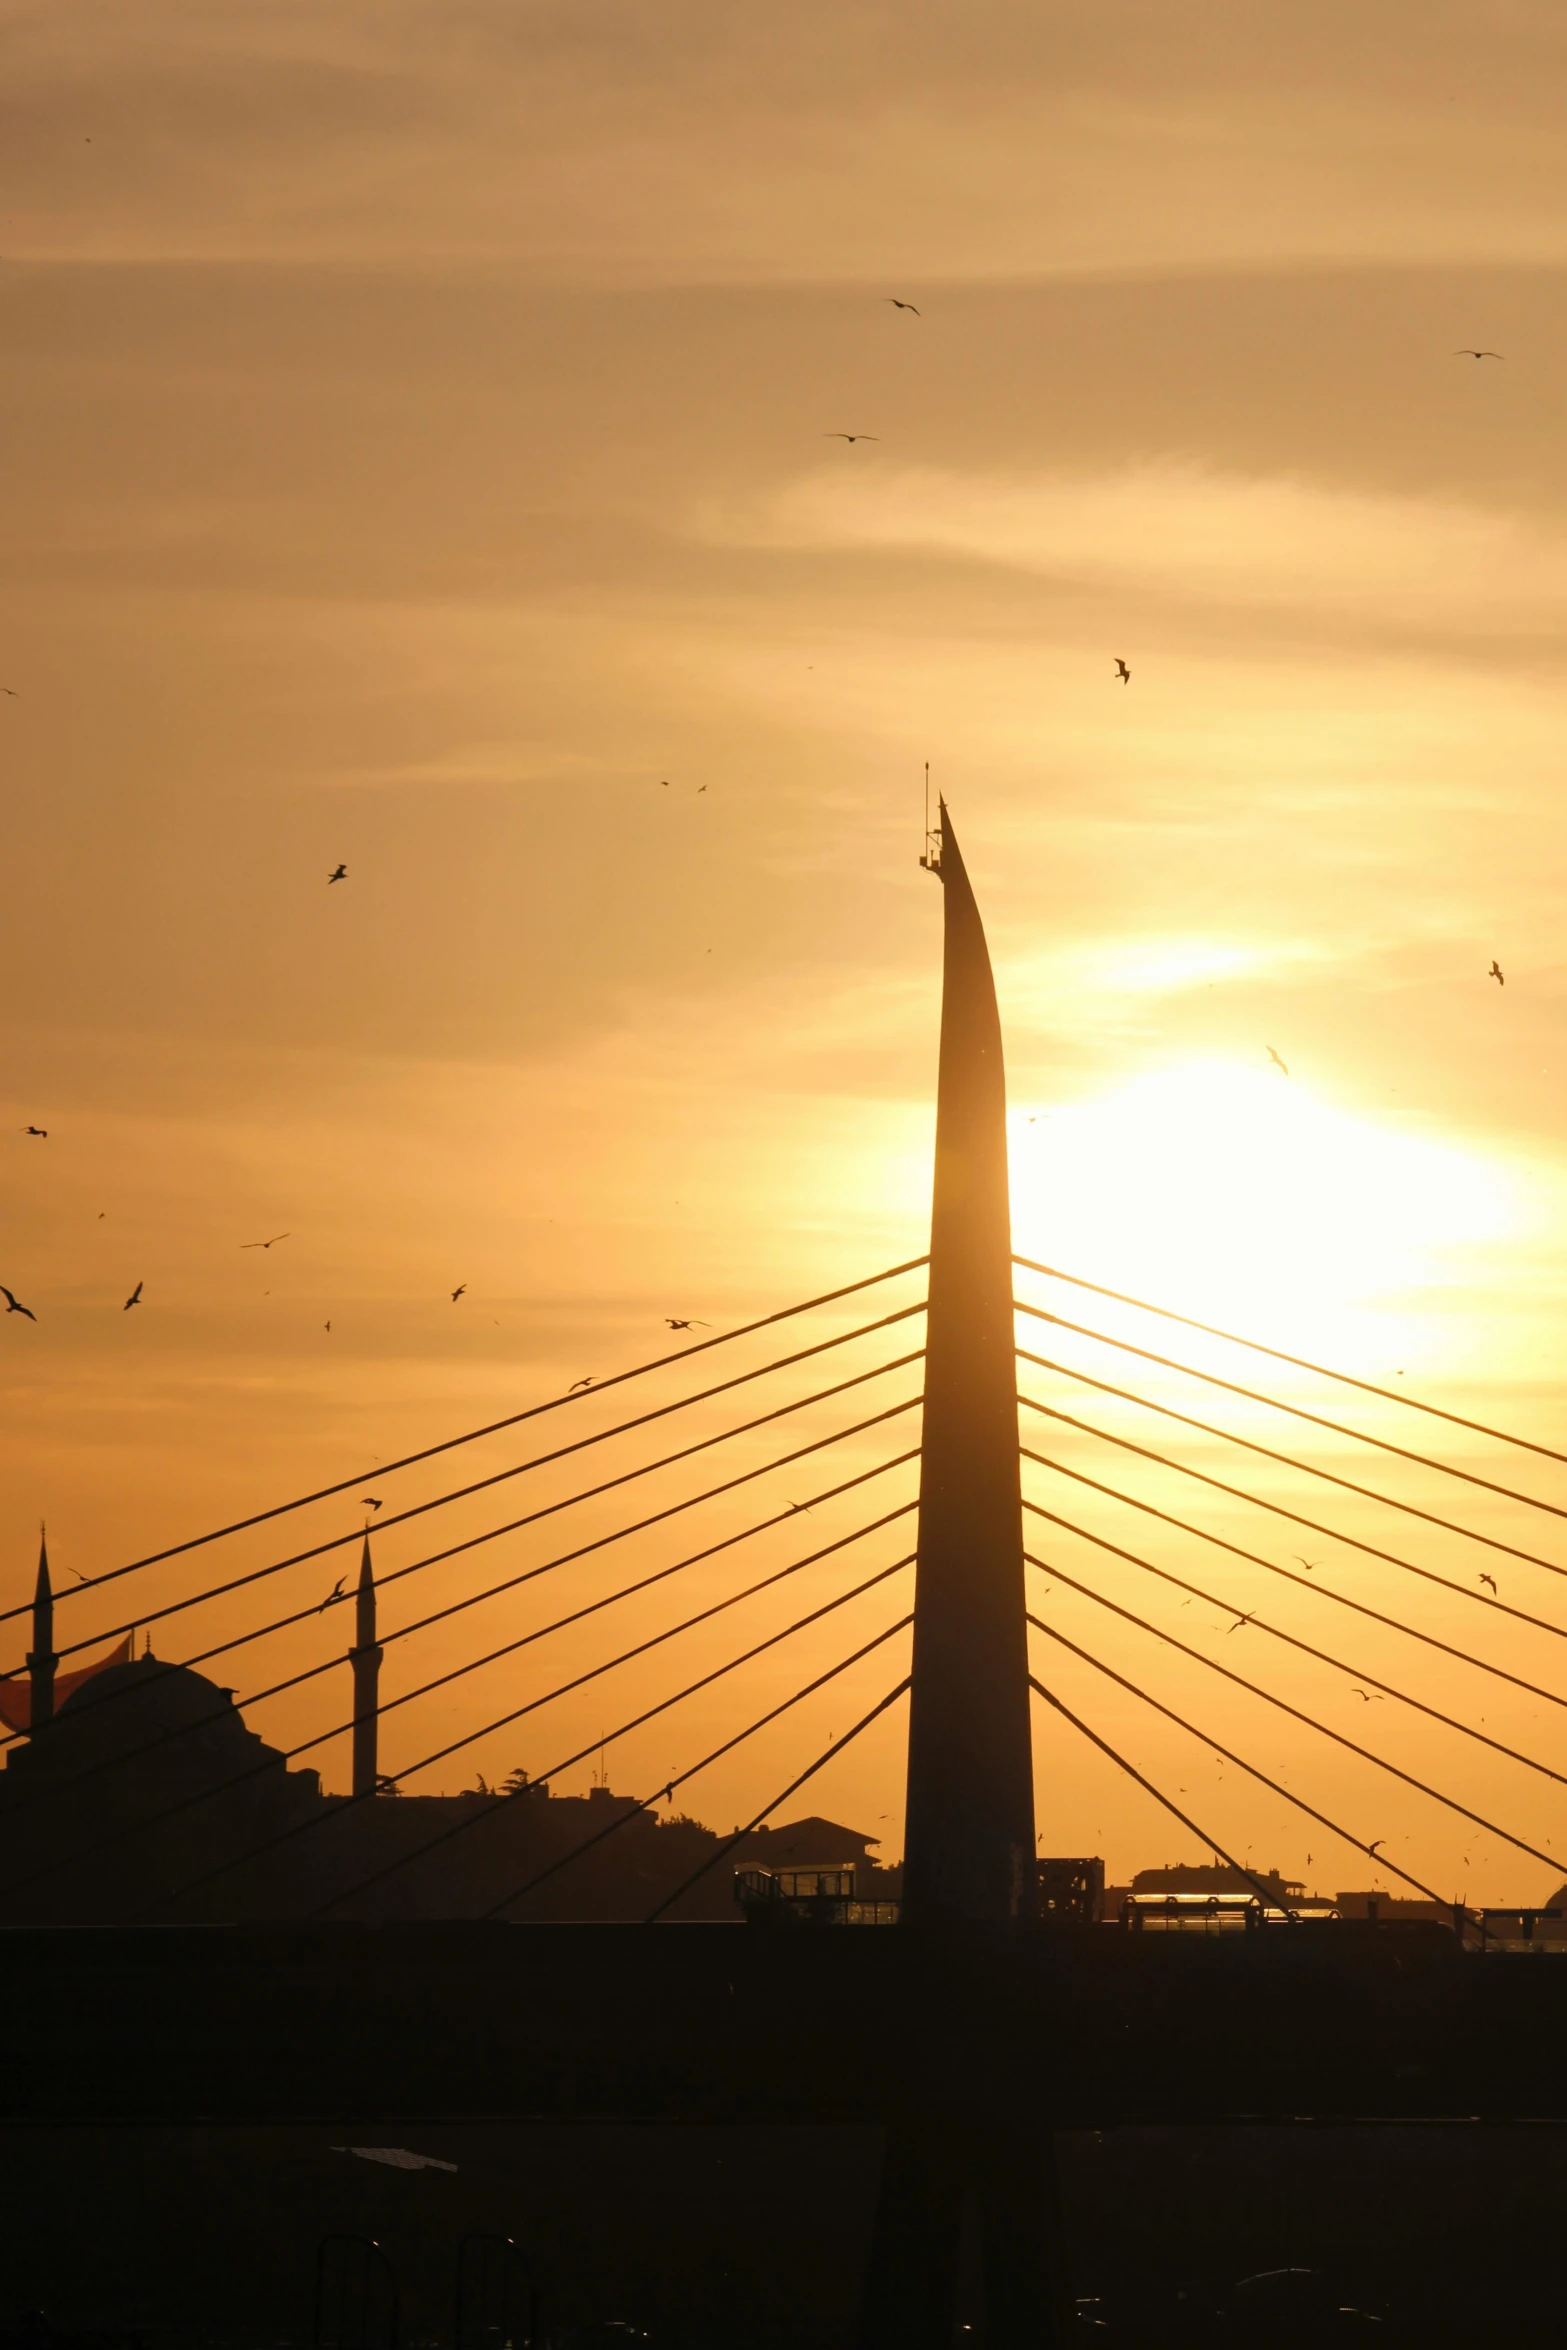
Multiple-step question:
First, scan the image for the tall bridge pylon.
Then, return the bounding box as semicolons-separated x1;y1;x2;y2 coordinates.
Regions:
903;803;1037;1925
863;808;1064;2350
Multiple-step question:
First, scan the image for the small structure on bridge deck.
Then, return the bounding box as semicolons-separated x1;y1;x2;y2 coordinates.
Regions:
1038;1855;1105;1924
734;1862;900;1927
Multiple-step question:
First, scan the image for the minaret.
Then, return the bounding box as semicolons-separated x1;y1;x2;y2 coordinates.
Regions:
27;1527;57;1735
349;1530;383;1798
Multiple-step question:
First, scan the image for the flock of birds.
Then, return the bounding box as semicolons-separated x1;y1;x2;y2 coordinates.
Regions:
2;1170;712;1403
3;305;1526;1653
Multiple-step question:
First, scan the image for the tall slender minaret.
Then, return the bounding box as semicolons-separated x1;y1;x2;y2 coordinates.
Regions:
27;1527;57;1736
349;1530;383;1798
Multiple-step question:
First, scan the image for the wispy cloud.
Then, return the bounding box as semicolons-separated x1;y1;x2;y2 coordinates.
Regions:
727;462;1567;637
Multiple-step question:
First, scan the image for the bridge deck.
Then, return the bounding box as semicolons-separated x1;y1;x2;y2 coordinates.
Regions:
3;1920;1565;2129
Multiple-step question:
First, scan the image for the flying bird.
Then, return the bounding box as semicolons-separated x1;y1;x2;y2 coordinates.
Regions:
568;1376;594;1393
1294;1556;1321;1572
824;433;879;443
240;1234;290;1250
1267;1046;1289;1076
1227;1611;1255;1634
1488;961;1504;986
123;1281;142;1311
1367;1839;1385;1857
21;1125;46;1138
324;1321;331;1332
317;1578;346;1611
361;1498;383;1511
1454;349;1503;359
1351;1689;1384;1703
664;1317;709;1330
1;1286;36;1321
786;1500;812;1515
450;1285;466;1302
327;863;347;884
1479;1572;1498;1594
886;298;921;315
0;687;17;697
1113;658;1130;683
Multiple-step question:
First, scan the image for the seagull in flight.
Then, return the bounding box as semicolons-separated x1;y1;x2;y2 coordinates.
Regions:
1367;1838;1385;1856
1267;1046;1289;1076
1479;1572;1498;1594
824;433;879;443
886;298;920;315
1;1286;36;1321
1293;1556;1321;1572
1227;1611;1256;1634
317;1578;347;1611
568;1376;594;1393
361;1498;383;1511
1351;1688;1384;1703
123;1281;143;1311
1488;961;1504;986
1454;349;1503;359
1113;658;1130;683
327;863;347;884
240;1234;290;1250
21;1125;46;1138
664;1317;709;1330
450;1285;466;1302
0;687;16;697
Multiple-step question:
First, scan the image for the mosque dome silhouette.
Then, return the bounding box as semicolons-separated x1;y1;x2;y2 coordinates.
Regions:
58;1656;248;1753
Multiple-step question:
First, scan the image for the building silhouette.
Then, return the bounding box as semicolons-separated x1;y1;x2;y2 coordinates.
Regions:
0;1628;893;1925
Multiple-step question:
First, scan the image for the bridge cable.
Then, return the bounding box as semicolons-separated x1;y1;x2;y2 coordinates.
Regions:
334;1615;914;1920
1026;1676;1292;1916
0;1382;921;1760
19;1325;926;1673
645;1678;912;1924
134;1552;916;1920
1019;1458;1567;1749
2;1262;929;1629
1024;1561;1560;1873
1016;1296;1567;1535
2;1438;922;1826
1015;1252;1567;1471
1017;1399;1567;1683
1017;1349;1567;1586
1019;1504;1567;1776
1028;1650;1448;1906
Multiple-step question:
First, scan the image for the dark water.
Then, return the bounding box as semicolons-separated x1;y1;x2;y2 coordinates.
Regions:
2;2122;1562;2345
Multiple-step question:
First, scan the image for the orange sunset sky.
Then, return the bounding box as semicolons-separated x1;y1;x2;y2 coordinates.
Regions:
6;1;1567;1905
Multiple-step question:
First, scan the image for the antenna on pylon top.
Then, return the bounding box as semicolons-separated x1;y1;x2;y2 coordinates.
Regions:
918;762;943;877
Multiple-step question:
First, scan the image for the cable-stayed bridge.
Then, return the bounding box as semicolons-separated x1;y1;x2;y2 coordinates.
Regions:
6;811;1567;2345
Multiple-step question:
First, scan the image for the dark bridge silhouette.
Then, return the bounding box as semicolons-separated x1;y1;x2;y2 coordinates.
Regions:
7;809;1567;2346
